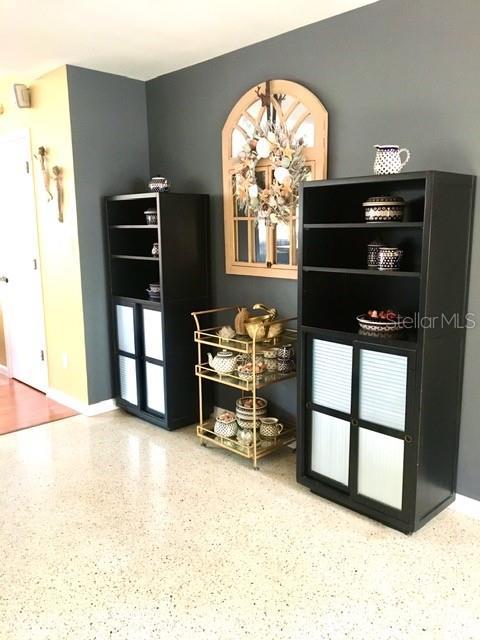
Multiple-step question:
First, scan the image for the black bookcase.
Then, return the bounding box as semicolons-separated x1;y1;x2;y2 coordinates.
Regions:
105;192;210;430
297;171;475;533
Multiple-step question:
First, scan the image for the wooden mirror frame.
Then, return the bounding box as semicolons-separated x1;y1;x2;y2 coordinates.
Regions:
222;79;328;279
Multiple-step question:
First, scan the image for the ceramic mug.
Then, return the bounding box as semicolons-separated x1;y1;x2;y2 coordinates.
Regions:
259;417;284;439
377;247;403;271
367;240;384;269
373;145;410;175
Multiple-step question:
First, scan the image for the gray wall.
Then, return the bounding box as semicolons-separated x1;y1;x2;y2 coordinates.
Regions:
67;65;150;403
146;0;480;499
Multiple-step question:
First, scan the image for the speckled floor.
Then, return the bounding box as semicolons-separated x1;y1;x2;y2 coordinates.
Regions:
0;410;479;640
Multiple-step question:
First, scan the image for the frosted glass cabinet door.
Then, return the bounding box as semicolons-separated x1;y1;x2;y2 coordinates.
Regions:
118;355;137;405
359;349;408;431
312;339;353;414
311;411;350;486
143;308;163;361
116;304;135;354
145;362;165;414
357;428;404;510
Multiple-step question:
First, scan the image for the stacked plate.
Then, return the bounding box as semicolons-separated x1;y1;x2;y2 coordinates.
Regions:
235;396;267;429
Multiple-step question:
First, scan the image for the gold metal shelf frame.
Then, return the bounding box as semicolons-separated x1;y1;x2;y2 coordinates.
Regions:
192;305;297;469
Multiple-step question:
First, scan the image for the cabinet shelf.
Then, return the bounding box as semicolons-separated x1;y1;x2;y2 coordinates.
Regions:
195;363;296;390
197;420;296;461
111;254;158;261
303;266;420;278
301;324;418;347
304;222;423;229
113;294;162;308
109;224;158;229
194;326;297;354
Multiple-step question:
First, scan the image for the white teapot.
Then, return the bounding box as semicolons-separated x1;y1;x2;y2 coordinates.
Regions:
207;350;236;375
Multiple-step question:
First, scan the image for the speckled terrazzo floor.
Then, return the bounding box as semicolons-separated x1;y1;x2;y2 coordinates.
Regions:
0;410;479;640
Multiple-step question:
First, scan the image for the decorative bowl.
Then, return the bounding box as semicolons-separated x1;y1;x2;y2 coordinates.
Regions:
356;313;405;333
148;176;170;192
236;401;267;412
236;396;268;414
363;196;405;222
214;412;237;438
237;361;266;381
236;416;261;430
236;406;267;420
245;319;284;342
144;208;158;225
244;304;282;342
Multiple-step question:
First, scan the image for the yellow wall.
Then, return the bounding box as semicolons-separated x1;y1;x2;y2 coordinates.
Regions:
0;67;88;402
0;309;5;366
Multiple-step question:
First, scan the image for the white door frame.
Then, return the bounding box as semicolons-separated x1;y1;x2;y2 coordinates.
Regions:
0;128;48;389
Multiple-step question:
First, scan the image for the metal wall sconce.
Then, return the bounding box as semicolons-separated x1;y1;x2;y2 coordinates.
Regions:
13;84;31;108
52;166;64;222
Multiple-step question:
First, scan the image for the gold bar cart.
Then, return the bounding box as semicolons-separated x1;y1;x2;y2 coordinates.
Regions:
191;306;297;469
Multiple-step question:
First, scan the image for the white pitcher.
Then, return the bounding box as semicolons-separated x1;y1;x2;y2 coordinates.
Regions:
373;145;410;175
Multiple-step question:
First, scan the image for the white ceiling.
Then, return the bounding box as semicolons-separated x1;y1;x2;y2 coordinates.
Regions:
0;0;379;82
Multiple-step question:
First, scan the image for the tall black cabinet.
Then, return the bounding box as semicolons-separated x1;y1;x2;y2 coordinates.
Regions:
297;171;475;532
105;192;209;430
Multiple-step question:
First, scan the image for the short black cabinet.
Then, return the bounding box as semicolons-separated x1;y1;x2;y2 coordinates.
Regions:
297;171;475;532
105;192;210;429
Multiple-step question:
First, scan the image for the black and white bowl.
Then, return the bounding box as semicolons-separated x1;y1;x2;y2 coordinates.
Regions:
363;196;405;222
356;314;405;334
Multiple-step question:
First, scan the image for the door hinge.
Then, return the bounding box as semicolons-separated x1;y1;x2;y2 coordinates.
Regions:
33;258;38;270
26;160;30;174
40;350;45;362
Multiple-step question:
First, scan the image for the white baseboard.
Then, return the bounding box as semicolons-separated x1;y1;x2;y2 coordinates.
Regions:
454;493;480;517
0;364;9;376
83;398;118;416
47;387;118;416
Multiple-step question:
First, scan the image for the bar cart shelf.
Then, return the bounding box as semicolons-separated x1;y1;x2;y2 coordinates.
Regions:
192;306;297;469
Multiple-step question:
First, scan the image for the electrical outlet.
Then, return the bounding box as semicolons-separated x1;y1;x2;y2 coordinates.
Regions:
62;352;68;368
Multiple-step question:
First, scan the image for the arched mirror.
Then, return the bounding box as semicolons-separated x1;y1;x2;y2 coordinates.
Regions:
222;79;328;279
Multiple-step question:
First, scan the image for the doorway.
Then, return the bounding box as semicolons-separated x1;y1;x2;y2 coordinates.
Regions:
0;129;48;391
